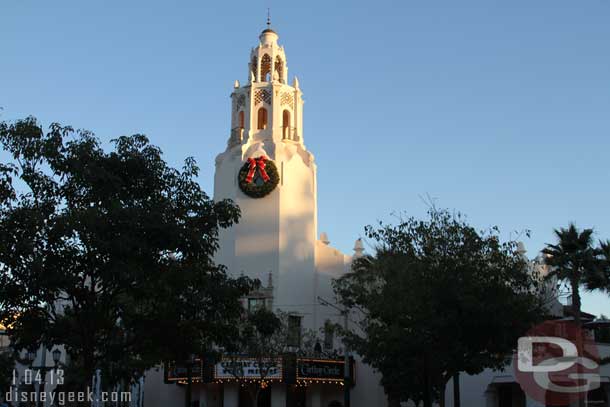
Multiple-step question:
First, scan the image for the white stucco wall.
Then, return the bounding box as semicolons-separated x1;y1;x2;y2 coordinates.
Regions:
143;368;186;407
443;343;610;407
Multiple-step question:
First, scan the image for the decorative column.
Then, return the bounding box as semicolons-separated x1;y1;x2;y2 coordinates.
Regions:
306;384;322;407
270;383;286;407
197;386;208;407
222;383;238;407
484;386;497;407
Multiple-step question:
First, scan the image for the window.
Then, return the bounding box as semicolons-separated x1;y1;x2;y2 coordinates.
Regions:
287;315;302;348
587;386;608;406
257;107;268;130
274;56;284;83
498;384;526;407
261;54;272;82
248;298;266;312
238;111;244;128
282;110;291;139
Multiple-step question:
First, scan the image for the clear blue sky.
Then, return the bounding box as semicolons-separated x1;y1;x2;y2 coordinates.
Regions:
2;0;609;316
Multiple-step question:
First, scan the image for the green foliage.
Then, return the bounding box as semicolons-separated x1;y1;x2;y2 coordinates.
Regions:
0;117;254;387
298;328;336;358
237;158;279;198
333;208;546;406
224;308;287;406
542;224;599;325
226;308;287;368
246;307;282;338
587;240;610;295
0;351;14;397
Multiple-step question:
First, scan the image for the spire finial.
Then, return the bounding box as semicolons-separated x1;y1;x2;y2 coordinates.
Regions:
267;270;273;288
266;8;271;28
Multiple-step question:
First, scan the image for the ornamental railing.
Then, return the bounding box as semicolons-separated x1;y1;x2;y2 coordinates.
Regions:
282;126;299;142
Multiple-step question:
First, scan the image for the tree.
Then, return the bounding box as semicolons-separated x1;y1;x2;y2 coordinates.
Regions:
543;226;610;407
0;117;253;390
0;351;14;399
223;307;288;407
334;208;546;407
586;240;610;295
542;224;598;328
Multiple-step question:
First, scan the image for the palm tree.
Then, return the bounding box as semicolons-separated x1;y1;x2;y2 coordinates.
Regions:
586;240;610;294
542;224;597;328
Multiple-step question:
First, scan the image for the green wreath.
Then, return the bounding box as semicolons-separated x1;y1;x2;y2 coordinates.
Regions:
238;156;280;198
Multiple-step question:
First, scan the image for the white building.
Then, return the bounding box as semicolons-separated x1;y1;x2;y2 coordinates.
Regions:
143;25;387;407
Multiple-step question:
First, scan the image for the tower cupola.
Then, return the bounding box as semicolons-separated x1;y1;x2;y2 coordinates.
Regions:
226;24;304;149
249;27;287;84
259;28;279;47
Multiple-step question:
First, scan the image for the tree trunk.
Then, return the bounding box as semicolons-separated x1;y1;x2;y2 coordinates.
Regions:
423;355;432;407
185;363;192;407
83;353;96;397
83;355;94;382
571;277;582;328
571;277;586;407
250;385;261;407
453;373;461;407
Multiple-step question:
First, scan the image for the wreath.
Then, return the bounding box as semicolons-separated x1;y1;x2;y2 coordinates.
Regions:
238;156;280;198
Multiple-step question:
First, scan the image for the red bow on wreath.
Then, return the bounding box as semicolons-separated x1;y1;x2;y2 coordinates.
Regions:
245;156;271;184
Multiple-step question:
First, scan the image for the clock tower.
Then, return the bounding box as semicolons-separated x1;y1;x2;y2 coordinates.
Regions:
148;23;388;407
214;26;317;324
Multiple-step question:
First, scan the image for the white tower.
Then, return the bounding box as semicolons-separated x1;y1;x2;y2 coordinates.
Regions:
214;25;317;324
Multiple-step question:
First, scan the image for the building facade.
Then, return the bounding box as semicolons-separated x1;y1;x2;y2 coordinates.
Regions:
143;26;387;407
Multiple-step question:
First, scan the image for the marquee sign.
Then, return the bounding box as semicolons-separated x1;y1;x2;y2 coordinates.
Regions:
296;359;348;382
164;359;204;383
164;357;354;385
214;358;283;380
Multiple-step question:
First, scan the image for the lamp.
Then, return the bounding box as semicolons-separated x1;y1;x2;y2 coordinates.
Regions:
26;350;36;364
52;348;61;365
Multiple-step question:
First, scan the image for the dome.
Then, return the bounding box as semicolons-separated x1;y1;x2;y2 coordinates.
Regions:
259;27;279;46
